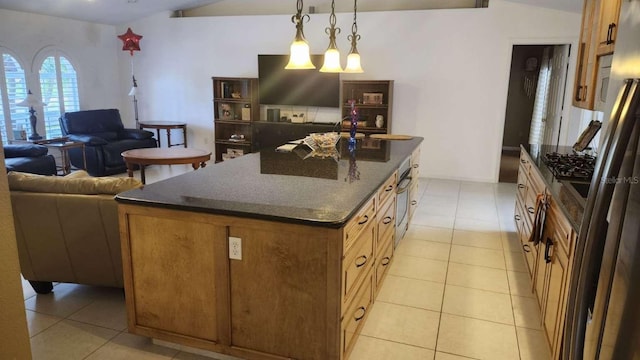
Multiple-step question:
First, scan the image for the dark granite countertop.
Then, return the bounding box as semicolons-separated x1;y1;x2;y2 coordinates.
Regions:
116;137;423;228
521;144;588;231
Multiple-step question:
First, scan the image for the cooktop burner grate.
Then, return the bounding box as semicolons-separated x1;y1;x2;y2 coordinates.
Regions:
542;152;596;180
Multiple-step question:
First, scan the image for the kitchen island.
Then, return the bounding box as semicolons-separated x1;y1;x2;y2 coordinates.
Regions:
116;137;422;360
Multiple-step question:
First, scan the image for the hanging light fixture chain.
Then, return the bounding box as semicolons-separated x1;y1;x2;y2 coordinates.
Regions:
348;0;360;48
325;0;340;45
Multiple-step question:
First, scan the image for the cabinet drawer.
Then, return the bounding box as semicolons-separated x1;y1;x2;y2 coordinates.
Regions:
377;196;396;248
411;147;421;179
378;172;397;209
524;185;539;223
528;168;546;196
521;219;536;278
520;149;532;171
344;195;376;252
341;271;373;358
375;237;394;290
342;221;375;307
516;166;528;200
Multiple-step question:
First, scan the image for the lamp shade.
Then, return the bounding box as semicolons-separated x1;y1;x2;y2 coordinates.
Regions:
16;90;46;107
285;40;316;69
344;52;364;73
320;48;343;73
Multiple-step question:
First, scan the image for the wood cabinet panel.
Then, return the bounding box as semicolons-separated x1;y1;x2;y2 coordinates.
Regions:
377;196;395;250
341;270;373;358
124;213;225;342
227;225;339;359
378;172;397;208
344;195;376;252
595;0;621;55
342;221;375;309
375;235;394;291
574;0;622;109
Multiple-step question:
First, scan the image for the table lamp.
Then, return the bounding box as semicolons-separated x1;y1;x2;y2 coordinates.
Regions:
16;90;46;140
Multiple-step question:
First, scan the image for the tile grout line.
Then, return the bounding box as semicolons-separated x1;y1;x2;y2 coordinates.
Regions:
430;182;459;360
494;183;525;360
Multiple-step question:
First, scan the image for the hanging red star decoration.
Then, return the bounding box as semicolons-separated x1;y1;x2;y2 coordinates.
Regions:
117;27;143;56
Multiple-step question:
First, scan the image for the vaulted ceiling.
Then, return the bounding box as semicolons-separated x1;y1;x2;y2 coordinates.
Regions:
0;0;581;26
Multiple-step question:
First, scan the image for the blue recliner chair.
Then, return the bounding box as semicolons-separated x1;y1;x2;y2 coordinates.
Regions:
4;144;57;175
60;109;157;176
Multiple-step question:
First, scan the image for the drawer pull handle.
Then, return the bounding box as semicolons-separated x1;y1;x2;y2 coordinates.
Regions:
383;216;393;224
521;159;527;164
527;206;535;214
523;244;531;253
355;255;368;268
354;306;366;321
385;185;394;192
413;164;419;168
358;215;369;225
381;257;391;266
518;184;525;189
411;200;417;205
514;215;521;221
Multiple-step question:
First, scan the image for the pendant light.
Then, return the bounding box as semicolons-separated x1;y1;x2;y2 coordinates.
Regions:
319;0;343;73
344;0;364;73
285;0;315;69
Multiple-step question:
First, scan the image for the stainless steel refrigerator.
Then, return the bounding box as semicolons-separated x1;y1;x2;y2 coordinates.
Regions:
564;2;640;359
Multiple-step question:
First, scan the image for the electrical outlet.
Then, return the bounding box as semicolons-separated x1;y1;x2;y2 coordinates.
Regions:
229;236;242;260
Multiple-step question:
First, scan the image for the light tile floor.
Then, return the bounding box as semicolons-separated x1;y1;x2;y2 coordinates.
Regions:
20;167;550;360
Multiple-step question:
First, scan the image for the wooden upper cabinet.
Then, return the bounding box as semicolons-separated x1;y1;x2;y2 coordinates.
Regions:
573;0;622;109
595;0;622;56
573;0;597;109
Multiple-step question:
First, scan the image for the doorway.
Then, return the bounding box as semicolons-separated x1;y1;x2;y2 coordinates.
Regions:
499;44;570;182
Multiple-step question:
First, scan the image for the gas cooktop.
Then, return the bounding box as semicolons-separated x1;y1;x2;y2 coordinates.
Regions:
543;152;596;180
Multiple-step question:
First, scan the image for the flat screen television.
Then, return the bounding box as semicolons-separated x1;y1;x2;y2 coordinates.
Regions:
258;54;340;108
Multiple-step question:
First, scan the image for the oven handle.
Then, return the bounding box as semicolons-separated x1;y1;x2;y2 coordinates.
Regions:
396;178;412;194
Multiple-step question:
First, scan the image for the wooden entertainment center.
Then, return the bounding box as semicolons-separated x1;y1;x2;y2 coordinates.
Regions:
212;77;394;163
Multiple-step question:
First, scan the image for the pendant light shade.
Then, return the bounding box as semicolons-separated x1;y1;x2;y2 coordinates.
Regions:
319;0;343;73
344;0;364;73
285;0;315;70
345;52;363;73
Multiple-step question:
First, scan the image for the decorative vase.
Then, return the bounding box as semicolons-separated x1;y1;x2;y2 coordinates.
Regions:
375;115;384;128
349;100;358;149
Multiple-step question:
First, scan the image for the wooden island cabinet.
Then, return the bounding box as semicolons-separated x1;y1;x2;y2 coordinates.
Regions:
117;138;422;360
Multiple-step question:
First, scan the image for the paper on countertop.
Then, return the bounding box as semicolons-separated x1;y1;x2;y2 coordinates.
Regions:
276;143;298;152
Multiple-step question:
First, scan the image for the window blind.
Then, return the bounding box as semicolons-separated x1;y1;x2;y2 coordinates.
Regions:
1;53;29;143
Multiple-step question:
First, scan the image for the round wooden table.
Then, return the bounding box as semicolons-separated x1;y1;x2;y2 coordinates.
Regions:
121;148;211;184
138;121;187;148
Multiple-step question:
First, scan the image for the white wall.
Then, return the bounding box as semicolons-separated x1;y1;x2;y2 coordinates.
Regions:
0;1;581;182
124;0;580;182
0;9;121;129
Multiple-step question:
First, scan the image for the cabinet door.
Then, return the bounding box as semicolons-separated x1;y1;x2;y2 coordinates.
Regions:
227;224;339;359
124;212;227;342
573;0;597;108
542;231;570;358
596;0;622;55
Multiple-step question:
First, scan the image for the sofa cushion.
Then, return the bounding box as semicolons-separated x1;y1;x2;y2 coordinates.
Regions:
4;144;49;158
8;171;142;195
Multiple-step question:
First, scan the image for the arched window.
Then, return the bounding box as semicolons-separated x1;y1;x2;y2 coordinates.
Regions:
39;53;79;139
0;52;29;143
